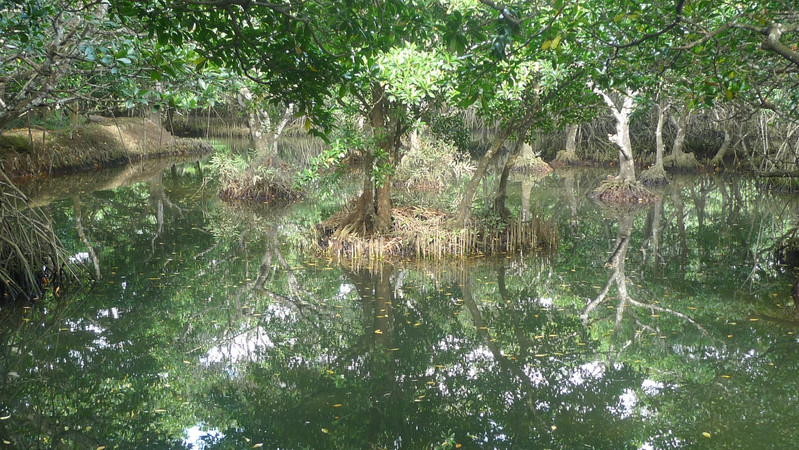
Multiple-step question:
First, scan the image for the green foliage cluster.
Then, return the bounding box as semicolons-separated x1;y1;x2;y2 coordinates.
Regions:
423;111;472;155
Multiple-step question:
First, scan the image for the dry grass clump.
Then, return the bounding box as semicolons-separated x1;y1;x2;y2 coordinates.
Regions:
318;204;557;261
590;176;658;203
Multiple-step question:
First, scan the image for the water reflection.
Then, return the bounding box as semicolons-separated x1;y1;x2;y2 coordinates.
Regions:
2;167;799;448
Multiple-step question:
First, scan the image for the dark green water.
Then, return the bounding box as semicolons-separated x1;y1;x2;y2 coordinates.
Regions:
3;163;799;449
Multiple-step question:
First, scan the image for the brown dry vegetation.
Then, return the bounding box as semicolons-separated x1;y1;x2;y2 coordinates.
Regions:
316;203;557;262
0;117;211;178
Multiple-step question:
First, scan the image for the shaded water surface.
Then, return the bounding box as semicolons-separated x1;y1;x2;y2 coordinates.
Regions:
3;166;799;449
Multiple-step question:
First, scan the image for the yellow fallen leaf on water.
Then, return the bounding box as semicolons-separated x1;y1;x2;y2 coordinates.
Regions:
0;415;10;420
374;329;383;334
332;404;342;408
721;375;730;378
321;428;329;434
703;432;711;438
253;444;263;448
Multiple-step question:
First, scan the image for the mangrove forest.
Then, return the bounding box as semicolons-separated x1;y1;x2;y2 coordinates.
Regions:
2;0;799;448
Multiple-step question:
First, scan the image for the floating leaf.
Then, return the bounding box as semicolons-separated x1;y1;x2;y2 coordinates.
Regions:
703;432;711;438
321;428;329;434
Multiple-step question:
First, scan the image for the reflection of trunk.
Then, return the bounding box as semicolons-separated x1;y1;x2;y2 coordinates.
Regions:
342;265;397;447
147;173;182;252
592;87;637;182
563;170;578;219
72;195;100;280
344;266;395;349
496;265;533;355
649;196;665;276
581;214;633;325
521;181;532;221
670;185;688;276
493;129;528;220
461;267;547;426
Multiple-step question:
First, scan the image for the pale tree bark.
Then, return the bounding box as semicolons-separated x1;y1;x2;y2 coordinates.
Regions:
664;102;701;169
592;86;638;182
641;97;669;184
710;120;733;166
555;123;580;164
238;87;295;167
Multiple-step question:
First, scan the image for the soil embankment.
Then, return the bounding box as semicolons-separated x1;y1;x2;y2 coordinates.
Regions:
0;117;212;178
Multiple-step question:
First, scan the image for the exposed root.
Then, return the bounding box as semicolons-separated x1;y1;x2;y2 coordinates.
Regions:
639;165;669;186
511;155;553;175
663;151;702;171
316;205;557;261
553;150;580;165
0;172;76;300
590;176;657;204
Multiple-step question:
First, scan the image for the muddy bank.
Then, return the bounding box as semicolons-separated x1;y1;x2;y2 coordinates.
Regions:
0;117;213;178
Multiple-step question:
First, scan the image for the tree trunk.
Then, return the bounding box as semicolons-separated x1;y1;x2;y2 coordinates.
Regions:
641;98;669;184
565;123;578;154
555;123;580;163
332;83;395;237
455;125;515;227
371;84;393;234
493;129;528;220
592;86;638;182
664;102;701;169
654;100;667;171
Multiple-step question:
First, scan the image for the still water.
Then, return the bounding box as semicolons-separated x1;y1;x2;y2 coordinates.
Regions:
3;161;799;449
